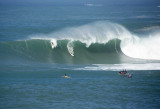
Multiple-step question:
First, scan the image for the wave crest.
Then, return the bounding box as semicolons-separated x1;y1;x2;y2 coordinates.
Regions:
27;21;160;61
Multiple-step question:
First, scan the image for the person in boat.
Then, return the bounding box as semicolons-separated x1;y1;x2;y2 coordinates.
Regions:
124;69;127;73
119;69;127;74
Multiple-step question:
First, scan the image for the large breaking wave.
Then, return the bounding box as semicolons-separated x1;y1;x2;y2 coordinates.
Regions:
0;39;124;64
1;21;160;64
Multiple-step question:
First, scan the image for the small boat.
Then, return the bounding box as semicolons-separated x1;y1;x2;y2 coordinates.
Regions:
118;71;127;75
118;70;133;78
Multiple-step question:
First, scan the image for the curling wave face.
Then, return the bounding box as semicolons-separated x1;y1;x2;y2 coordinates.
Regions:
0;39;125;64
30;21;160;60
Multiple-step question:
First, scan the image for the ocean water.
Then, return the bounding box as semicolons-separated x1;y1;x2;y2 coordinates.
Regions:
0;1;160;109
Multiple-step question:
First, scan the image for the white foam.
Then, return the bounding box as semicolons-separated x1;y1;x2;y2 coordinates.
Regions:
50;39;57;49
121;32;160;60
29;21;130;47
67;41;74;56
29;21;160;60
84;3;102;7
135;26;160;32
75;63;160;71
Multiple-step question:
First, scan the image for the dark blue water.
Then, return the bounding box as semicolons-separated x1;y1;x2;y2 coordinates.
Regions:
0;64;160;109
1;4;160;41
0;0;160;108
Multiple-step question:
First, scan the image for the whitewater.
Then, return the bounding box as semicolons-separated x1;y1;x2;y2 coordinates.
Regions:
29;21;160;60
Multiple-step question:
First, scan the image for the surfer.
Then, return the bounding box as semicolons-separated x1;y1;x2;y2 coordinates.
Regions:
62;74;71;78
69;50;74;56
51;42;54;48
70;51;73;55
62;74;67;77
51;42;54;45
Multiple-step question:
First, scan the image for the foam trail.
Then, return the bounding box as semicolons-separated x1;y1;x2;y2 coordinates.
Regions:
25;40;28;49
50;39;57;49
67;41;74;56
114;39;118;53
75;63;160;71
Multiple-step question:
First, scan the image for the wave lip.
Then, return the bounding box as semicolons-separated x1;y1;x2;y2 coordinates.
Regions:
29;21;132;48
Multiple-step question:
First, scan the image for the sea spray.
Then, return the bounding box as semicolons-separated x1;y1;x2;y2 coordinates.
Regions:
29;21;131;47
